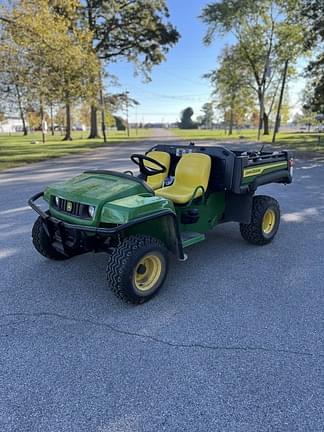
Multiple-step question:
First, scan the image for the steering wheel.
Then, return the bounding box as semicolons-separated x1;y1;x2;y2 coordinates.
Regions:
131;154;166;176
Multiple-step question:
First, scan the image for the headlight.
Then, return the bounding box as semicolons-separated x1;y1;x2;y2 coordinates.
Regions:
88;205;96;218
54;196;60;207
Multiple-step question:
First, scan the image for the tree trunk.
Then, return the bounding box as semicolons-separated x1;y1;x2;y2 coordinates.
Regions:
228;109;233;135
272;60;289;144
257;88;264;140
99;68;107;143
40;100;46;144
63;103;73;141
50;103;54;135
88;105;100;138
263;112;269;135
15;85;27;135
100;91;107;143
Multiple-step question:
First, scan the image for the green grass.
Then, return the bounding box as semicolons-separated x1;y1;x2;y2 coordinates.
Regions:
1;127;322;171
171;128;324;154
0;129;152;171
172;128;257;140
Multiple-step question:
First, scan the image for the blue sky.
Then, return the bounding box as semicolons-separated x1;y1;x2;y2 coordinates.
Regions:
108;0;304;123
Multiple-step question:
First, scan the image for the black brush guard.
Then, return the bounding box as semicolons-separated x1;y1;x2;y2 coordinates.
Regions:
28;192;185;259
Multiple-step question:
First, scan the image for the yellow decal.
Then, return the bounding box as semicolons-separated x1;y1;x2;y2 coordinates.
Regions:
243;162;288;178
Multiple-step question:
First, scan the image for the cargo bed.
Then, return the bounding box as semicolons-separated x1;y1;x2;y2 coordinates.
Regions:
150;143;293;194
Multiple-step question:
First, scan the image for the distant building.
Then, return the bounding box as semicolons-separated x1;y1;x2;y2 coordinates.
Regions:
0;116;27;133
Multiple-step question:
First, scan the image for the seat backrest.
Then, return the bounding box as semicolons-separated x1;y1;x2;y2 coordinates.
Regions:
145;151;171;190
174;153;211;191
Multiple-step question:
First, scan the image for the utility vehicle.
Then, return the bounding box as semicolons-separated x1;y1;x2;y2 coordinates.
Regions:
29;143;293;304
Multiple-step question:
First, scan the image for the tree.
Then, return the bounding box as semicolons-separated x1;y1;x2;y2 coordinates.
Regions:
106;111;116;128
251;111;259;128
79;0;180;139
27;109;41;131
0;81;29;135
301;83;320;129
76;103;91;128
0;25;29;135
300;0;324;113
1;0;100;141
205;46;254;135
104;91;139;136
105;92;139;114
179;107;197;129
114;116;127;131
200;103;214;128
201;0;305;139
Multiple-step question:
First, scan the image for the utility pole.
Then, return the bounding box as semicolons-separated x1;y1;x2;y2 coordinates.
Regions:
135;105;138;136
125;90;130;137
50;102;54;135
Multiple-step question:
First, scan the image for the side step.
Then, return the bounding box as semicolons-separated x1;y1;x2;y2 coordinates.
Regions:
181;231;205;248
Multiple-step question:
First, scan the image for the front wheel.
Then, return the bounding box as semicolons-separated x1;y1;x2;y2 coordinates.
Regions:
106;235;168;304
32;216;70;260
240;195;280;245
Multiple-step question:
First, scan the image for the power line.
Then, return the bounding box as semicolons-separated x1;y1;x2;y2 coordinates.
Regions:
120;85;210;100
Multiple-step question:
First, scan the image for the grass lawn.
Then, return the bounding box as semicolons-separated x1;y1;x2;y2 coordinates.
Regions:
0;129;152;171
171;128;324;154
172;128;257;140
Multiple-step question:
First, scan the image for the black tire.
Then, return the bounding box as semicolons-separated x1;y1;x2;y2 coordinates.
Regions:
32;216;69;260
240;195;280;245
107;235;168;304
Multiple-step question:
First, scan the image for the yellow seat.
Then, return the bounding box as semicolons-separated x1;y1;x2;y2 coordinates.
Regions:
145;151;171;190
155;153;211;204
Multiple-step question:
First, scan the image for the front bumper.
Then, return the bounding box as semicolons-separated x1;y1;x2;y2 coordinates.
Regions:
29;192;117;236
28;192;185;259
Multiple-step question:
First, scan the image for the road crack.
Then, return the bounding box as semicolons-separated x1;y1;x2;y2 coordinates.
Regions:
0;312;323;359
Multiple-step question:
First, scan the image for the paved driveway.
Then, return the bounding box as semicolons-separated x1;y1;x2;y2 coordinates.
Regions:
0;136;324;431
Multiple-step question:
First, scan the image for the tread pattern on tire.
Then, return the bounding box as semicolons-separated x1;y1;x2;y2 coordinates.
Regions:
106;235;167;304
32;216;68;260
240;195;280;245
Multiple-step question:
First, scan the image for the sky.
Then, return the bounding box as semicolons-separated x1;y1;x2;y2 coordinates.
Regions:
108;0;305;124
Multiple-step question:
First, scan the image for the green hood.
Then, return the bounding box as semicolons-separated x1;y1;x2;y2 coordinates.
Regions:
45;171;150;206
44;171;154;226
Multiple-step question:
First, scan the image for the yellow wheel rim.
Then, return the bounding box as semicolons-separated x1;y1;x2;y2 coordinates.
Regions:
262;209;276;234
133;254;162;292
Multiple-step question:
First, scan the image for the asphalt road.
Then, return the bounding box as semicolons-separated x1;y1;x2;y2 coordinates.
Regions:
1;133;324;431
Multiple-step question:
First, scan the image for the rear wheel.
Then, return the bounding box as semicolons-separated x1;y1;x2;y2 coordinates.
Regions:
240;195;280;245
32;216;69;260
107;235;168;304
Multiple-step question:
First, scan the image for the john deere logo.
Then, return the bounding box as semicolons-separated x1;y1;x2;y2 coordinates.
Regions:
66;201;73;212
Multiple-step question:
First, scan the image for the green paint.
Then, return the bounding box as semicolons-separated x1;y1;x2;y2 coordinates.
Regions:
182;233;205;248
176;191;226;234
242;162;288;185
102;194;174;224
45;172;151;226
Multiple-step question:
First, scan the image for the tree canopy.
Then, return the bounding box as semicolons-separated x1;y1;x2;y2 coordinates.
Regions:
0;0;180;140
300;0;324;113
78;0;180;138
205;45;254;134
81;0;180;72
0;0;100;140
179;107;197;129
201;0;306;138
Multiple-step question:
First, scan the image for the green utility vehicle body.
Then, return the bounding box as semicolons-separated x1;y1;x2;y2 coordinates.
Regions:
45;172;173;226
29;143;293;303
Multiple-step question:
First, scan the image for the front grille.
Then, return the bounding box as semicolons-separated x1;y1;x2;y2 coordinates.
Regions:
52;197;91;219
56;198;80;215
